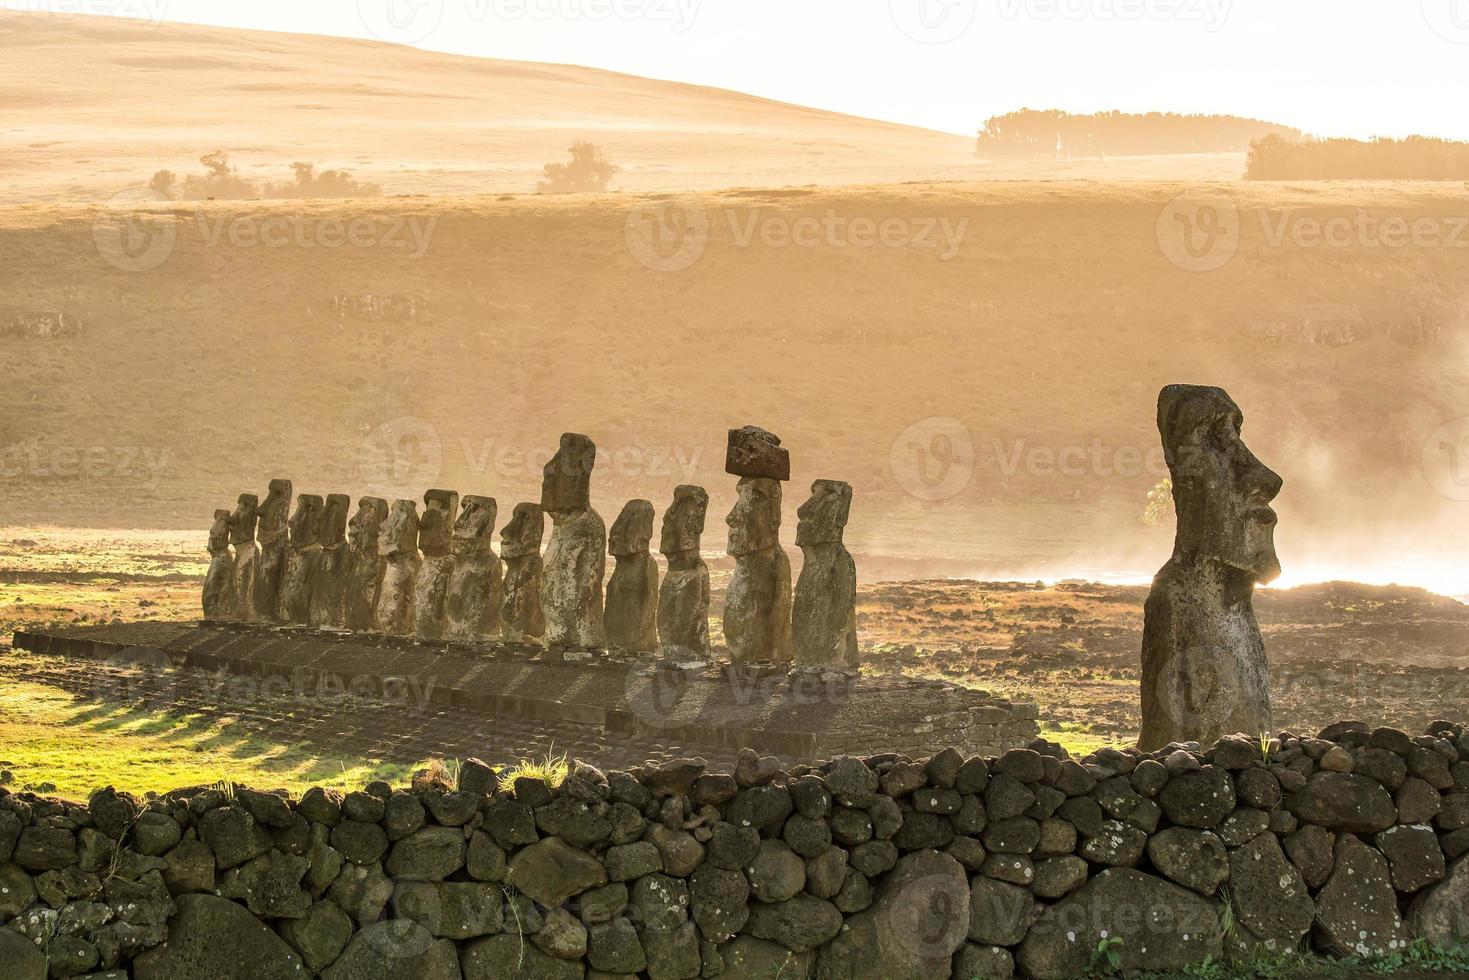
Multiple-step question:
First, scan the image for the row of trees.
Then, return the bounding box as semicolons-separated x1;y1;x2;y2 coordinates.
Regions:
1245;134;1469;180
150;152;382;201
976;109;1302;158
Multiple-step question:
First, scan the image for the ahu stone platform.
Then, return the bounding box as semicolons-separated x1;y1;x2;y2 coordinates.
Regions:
10;621;1039;764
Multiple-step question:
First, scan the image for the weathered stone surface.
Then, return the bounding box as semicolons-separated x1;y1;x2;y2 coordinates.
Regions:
499;502;546;644
321;920;461;980
229;493;261;622
541;433;606;651
1139;385;1279;750
792;480;858;668
375;499;421;635
954;943;1015;980
1375;824;1445;893
279;899;354;972
219;849;310;918
1287;772;1397;834
507;837;607;907
588;918;644;974
746;893;843;953
1158;766;1236;829
1229;832;1313;954
278;493;324;624
1315;834;1409;957
412;489;459;640
309;493;351;628
726;425;791;481
344;497;388;631
0;925;48;980
1017;869;1222;980
605;499;659;653
386;826;466;881
721;936;815;979
1410;854;1469;948
202;509;236;620
1145;827;1228;895
132;894;303;980
255;479;293;624
443;495;502;643
657;485;711;659
724;476;793;664
462;933;581;980
642;920;701;978
968;875;1032;946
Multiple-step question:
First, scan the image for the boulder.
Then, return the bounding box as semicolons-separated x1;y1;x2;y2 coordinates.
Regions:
132;894;304;980
967;876;1033;946
721;936;816;979
1314;835;1409;957
1376;825;1446;893
0;927;46;980
1286;772;1397;834
385;826;467;881
1145;828;1228;895
1157;766;1236;829
280;900;354;973
462;934;580;980
1410;854;1469;948
320;920;461;980
506;837;607;907
1228;833;1313;953
746;894;844;953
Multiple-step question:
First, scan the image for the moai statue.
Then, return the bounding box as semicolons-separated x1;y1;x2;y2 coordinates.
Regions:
375;499;421;636
412;489;459;640
278;494;324;625
541;433;606;651
202;509;236;621
500;502;546;646
1139;385;1282;751
723;426;793;664
230;493;261;622
444;495;503;643
254;479;293;623
344;497;389;631
792;480;858;668
657;485;711;660
605;500;659;654
309;494;351;628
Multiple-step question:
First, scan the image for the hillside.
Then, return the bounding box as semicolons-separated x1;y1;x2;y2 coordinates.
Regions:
2;181;1467;589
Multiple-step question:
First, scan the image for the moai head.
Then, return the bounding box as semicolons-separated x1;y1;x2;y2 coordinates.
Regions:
659;485;709;558
610;500;655;557
288;495;324;549
500;503;545;560
348;497;389;554
229;493;259;546
796;480;852;547
453;496;498;557
379;500;420;560
320;494;351;547
726;477;782;557
258;480;293;538
209;510;232;555
541;433;596;515
1158;384;1283;583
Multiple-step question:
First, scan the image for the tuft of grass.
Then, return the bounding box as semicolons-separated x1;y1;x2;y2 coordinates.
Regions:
497;748;569;795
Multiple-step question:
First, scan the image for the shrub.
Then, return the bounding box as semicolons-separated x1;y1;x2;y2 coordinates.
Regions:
537;141;619;194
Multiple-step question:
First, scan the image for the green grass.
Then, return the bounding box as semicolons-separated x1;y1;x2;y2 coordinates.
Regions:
1041;721;1125;758
0;679;415;798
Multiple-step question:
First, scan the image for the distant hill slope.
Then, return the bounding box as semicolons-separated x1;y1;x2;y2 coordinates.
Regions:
2;181;1466;588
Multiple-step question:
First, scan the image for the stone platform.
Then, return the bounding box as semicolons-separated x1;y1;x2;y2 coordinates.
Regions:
10;621;1038;764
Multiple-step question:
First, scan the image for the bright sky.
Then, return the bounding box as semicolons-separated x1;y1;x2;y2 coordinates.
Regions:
26;0;1469;139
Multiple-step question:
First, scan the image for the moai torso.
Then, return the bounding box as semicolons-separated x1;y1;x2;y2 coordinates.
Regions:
230;494;262;622
279;494;324;625
375;500;421;636
605;500;659;654
793;480;858;668
413;489;459;640
541;434;606;651
723;427;793;664
1139;385;1282;751
309;494;351;628
444;495;503;643
344;497;388;631
202;509;236;621
500;503;546;646
254;479;293;623
657;485;711;660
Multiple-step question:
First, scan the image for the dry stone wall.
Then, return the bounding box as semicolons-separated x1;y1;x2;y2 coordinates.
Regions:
5;721;1469;978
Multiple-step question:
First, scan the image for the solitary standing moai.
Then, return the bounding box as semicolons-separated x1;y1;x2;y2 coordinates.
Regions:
605;500;659;654
501;502;546;645
444;495;503;643
375;499;421;636
792;479;858;668
344;497;388;631
657;485;711;660
230;493;261;621
309;493;351;628
278;494;324;625
541;433;606;651
202;509;236;621
723;426;793;663
1139;384;1282;751
413;489;459;640
255;479;293;623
